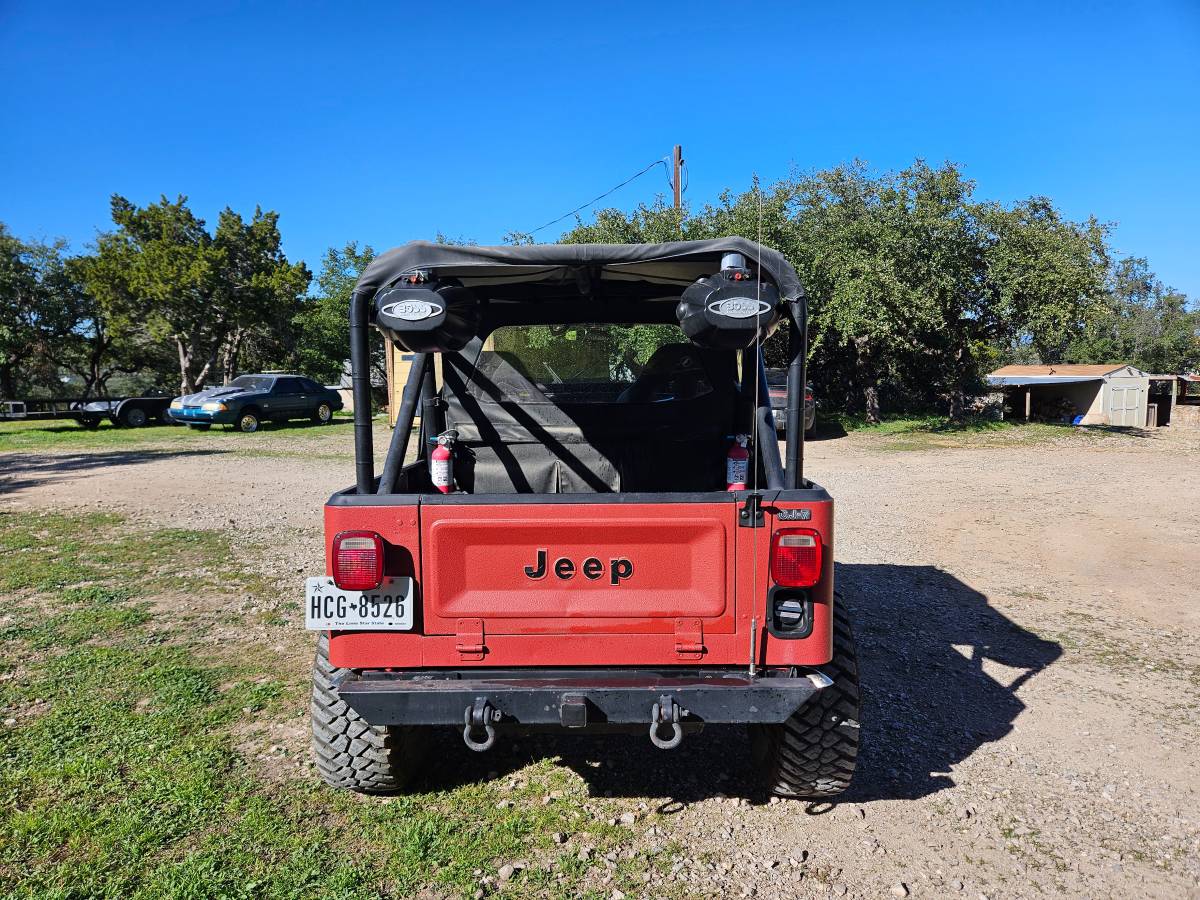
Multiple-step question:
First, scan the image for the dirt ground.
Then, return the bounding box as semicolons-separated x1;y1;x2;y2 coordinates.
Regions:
2;424;1198;899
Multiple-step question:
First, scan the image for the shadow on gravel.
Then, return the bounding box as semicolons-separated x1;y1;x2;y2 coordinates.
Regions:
407;564;1061;807
839;563;1062;803
0;449;223;495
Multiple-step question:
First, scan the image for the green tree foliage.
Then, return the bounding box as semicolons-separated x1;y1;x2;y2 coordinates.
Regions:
1069;257;1199;373
559;161;1149;422
82;195;309;394
292;242;377;386
0;226;85;397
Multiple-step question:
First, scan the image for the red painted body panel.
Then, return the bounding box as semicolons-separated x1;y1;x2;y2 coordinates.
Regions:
421;504;734;632
324;494;834;671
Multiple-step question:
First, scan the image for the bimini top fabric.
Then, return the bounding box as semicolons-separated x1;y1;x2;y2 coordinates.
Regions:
353;238;804;302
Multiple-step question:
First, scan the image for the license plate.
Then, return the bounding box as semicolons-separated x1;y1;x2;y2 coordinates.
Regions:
304;576;414;631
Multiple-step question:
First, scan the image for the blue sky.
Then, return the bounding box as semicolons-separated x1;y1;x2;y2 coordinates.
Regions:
2;0;1198;297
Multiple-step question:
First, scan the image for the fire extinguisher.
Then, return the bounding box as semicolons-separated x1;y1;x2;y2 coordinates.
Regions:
726;434;749;491
431;430;456;494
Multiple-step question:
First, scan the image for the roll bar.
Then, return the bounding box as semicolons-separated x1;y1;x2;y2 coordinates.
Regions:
350;287;809;494
350;289;376;494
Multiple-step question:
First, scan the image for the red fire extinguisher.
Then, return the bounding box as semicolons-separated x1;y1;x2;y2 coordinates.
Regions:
431;431;455;494
726;434;749;491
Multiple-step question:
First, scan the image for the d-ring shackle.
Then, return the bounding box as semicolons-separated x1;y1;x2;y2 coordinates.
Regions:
463;699;500;752
649;695;685;750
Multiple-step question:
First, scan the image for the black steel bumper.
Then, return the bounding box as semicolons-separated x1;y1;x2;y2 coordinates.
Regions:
337;668;825;729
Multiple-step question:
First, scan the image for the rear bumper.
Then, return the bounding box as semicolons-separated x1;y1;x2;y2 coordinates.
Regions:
337;668;824;728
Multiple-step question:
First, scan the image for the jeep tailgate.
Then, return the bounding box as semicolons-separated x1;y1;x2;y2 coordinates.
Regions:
419;501;737;636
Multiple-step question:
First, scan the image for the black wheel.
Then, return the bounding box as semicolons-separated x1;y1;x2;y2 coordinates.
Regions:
78;416;101;430
123;407;149;428
311;632;426;793
236;410;260;433
188;423;211;431
312;403;333;425
751;599;860;797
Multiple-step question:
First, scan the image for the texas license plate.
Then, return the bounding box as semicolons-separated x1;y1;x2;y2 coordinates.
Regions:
304;576;414;631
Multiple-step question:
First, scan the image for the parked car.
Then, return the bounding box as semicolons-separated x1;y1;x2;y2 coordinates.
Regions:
169;374;343;433
74;395;174;429
765;369;816;435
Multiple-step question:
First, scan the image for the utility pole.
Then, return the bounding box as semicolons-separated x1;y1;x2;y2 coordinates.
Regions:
672;144;684;211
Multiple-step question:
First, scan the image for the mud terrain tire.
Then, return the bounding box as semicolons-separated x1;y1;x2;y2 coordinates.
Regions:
311;632;424;793
751;599;860;797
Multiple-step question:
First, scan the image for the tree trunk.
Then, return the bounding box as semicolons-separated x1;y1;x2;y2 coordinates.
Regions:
853;336;881;425
948;389;965;422
222;328;245;385
863;383;881;425
177;337;195;394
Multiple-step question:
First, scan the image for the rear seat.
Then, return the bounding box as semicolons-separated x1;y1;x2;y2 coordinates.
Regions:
441;341;736;494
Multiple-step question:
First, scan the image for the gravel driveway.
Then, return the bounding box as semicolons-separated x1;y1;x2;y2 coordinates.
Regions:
2;424;1198;899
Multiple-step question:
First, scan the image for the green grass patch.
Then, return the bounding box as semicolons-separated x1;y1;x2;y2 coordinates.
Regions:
0;418;358;454
0;511;644;899
823;412;1133;450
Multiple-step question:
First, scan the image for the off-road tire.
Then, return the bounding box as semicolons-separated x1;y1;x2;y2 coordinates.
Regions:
751;599;860;797
310;632;424;793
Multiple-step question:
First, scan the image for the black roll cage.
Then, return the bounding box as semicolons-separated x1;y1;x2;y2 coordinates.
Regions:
348;285;807;496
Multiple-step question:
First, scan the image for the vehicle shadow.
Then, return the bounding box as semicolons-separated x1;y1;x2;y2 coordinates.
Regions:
408;563;1061;806
0;449;224;495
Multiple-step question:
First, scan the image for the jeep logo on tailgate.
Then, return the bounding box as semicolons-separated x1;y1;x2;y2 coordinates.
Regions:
523;549;633;585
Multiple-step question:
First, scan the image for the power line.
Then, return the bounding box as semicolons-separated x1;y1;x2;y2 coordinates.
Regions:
525;155;672;236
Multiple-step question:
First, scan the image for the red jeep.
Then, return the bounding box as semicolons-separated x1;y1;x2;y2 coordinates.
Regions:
307;239;860;797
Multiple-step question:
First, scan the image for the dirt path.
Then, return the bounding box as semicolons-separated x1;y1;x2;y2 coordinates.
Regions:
2;427;1198;898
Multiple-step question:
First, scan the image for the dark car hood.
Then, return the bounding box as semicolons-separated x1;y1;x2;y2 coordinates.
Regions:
176;386;262;405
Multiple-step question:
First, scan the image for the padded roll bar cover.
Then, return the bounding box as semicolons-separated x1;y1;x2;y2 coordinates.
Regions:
374;281;482;353
675;275;781;350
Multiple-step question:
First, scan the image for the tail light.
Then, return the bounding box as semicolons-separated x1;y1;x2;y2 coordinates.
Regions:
770;528;822;587
332;530;384;590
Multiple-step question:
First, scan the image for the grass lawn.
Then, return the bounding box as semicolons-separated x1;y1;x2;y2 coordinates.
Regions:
819;413;1146;451
0;511;660;899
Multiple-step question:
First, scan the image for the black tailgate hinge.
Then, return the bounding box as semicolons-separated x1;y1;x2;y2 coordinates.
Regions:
738;493;764;528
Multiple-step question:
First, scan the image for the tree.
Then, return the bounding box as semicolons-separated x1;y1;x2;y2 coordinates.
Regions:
0;225;82;397
1070;257;1200;373
293;242;377;386
84;195;309;394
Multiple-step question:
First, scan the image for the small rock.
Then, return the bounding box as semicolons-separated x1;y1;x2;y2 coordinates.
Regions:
497;864;515;882
855;807;866;819
495;799;512;810
552;831;567;844
611;891;626;900
891;883;909;897
832;885;848;897
619;811;638;826
2;718;15;727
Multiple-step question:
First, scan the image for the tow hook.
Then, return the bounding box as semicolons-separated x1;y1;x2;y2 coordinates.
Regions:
462;697;500;752
649;694;686;750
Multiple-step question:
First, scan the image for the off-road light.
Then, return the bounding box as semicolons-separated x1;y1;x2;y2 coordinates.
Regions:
770;528;822;587
332;530;384;590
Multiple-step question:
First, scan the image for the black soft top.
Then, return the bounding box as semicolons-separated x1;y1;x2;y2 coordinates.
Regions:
354;238;804;303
